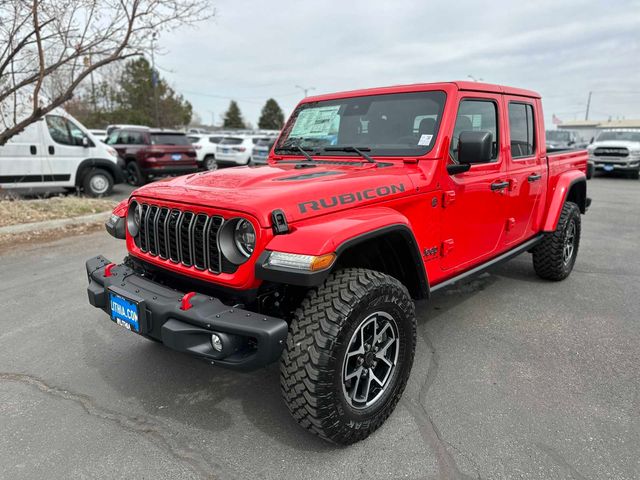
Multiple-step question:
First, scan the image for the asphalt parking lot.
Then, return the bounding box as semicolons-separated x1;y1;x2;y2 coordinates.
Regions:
0;176;638;479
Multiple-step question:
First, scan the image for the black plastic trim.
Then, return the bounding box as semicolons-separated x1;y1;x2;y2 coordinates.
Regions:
431;235;544;292
86;255;288;371
255;224;430;298
105;215;126;239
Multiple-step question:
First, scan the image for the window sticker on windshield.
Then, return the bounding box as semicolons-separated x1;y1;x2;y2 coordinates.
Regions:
290;106;340;138
418;134;433;146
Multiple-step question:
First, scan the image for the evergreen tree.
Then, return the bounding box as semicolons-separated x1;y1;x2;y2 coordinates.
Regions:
223;101;245;129
258;98;285;129
117;57;192;127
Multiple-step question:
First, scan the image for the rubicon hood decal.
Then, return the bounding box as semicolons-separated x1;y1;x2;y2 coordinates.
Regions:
299;183;407;214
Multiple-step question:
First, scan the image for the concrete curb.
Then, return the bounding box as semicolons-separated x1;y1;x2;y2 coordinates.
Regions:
0;211;111;235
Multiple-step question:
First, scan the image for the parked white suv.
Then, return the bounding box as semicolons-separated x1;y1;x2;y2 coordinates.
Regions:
588;129;640;179
0;110;124;196
216;136;269;167
187;134;226;170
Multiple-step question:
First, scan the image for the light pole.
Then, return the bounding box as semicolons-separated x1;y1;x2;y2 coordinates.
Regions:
295;85;316;98
585;91;593;121
150;32;160;127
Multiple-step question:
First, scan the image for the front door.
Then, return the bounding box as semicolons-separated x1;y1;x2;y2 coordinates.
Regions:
42;114;89;186
440;95;509;273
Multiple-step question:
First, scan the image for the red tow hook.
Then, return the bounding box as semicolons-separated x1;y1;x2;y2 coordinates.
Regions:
180;292;197;311
104;263;116;277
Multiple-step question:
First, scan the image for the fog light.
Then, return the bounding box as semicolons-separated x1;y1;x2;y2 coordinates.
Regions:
211;333;223;352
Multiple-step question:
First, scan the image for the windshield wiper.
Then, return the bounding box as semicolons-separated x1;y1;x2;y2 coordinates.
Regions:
275;145;317;163
323;146;377;164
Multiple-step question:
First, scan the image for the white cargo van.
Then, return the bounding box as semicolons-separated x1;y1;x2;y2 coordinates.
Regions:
0;110;125;196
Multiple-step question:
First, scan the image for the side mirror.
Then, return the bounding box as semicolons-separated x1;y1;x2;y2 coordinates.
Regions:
458;130;493;164
82;136;90;148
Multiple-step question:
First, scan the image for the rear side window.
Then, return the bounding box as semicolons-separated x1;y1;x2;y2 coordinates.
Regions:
187;136;201;143
150;133;189;146
449;100;498;162
509;103;535;158
209;136;224;143
119;130;147;145
220;137;244;145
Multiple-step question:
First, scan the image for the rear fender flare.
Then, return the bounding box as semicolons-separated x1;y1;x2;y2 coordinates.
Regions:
543;172;586;232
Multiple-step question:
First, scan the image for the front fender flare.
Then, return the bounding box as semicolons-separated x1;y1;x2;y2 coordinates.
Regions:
255;207;429;296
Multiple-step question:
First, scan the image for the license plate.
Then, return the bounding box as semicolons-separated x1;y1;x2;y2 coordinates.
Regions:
109;292;140;332
171;154;182;161
222;148;230;154
603;164;614;172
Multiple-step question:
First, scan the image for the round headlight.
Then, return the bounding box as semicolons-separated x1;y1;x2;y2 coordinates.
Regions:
234;219;256;258
219;217;256;265
127;201;142;237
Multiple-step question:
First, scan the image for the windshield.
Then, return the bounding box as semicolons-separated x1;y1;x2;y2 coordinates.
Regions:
546;131;571;142
596;131;640;142
150;133;190;146
276;91;447;157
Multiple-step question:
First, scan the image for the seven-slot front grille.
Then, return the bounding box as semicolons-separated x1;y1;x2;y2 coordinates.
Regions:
135;203;224;273
594;147;629;157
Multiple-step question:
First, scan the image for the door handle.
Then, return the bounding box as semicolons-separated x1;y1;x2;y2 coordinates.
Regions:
48;145;55;155
490;181;510;191
527;173;542;182
30;145;37;155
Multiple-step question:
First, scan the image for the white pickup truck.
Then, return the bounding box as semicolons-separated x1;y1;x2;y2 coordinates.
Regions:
588;129;640;179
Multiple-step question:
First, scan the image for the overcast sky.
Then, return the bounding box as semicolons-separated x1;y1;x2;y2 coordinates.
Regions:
158;0;640;128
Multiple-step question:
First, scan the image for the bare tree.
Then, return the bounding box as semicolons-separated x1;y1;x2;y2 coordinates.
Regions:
0;0;213;145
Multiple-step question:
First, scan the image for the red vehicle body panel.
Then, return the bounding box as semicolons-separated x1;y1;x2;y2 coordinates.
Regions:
114;81;587;293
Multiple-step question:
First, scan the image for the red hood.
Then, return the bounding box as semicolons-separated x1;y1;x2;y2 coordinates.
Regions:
131;162;420;227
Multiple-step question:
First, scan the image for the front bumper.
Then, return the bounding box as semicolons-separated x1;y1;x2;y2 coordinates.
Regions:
86;255;288;371
592;158;640;172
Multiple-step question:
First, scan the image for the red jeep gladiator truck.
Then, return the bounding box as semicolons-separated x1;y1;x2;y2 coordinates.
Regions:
88;81;589;444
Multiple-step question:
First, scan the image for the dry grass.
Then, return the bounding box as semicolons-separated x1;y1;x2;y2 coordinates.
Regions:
0;221;105;253
0;196;117;228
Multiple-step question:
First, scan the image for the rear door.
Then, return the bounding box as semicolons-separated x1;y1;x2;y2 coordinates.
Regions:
0;121;44;187
440;93;509;273
504;98;546;246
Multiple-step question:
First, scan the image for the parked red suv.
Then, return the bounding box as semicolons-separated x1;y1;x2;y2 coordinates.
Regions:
106;127;198;185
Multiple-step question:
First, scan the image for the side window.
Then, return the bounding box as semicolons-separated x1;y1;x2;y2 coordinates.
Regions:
508;103;535;158
449;100;498;162
46;115;73;145
106;130;120;145
67;119;85;146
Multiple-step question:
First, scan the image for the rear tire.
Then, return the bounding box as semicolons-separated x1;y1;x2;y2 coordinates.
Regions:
204;155;217;171
126;162;145;186
532;201;581;281
82;168;113;197
280;268;416;444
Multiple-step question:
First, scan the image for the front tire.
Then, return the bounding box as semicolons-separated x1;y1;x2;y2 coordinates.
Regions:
82;168;113;197
532;201;581;280
280;268;416;444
